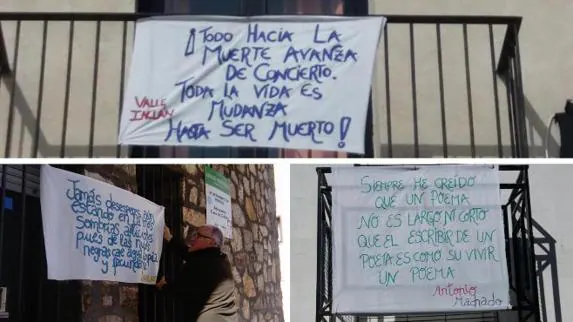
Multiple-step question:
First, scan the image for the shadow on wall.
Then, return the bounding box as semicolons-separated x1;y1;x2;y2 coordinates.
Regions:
377;94;561;158
524;96;560;158
1;73;126;158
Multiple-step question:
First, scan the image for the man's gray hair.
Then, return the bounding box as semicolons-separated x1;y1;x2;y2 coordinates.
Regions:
204;225;224;247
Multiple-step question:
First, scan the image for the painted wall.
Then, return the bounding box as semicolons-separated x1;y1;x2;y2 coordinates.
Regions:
290;164;570;321
501;165;573;322
0;0;135;157
78;164;283;322
368;0;572;157
1;0;135;12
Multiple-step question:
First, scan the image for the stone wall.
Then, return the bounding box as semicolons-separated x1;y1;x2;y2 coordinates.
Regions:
75;164;283;322
175;164;284;322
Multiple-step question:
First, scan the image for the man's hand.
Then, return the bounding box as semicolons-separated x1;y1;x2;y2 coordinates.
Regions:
163;226;173;242
156;276;167;289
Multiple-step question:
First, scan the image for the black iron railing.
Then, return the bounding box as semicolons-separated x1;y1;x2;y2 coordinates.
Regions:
0;165;81;322
0;13;527;158
315;165;543;322
376;16;526;158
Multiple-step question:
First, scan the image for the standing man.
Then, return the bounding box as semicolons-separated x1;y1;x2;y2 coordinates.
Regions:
157;224;237;322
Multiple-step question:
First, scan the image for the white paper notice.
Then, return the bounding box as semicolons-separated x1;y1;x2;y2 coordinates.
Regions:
330;165;510;314
40;165;165;284
118;16;385;154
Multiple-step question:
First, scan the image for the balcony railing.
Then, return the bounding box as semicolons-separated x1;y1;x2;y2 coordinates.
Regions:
0;13;527;158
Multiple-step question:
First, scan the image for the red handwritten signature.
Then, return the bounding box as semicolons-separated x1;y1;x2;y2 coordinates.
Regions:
130;96;173;121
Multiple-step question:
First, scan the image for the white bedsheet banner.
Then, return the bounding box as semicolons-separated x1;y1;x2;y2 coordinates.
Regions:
40;165;165;284
118;16;385;154
330;165;511;313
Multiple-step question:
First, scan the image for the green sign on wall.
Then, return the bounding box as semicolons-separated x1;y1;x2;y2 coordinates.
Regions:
205;166;232;238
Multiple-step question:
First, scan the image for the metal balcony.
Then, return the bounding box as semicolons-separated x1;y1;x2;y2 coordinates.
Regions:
0;13;527;158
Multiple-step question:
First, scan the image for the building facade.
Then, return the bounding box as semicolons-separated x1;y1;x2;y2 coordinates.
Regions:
0;0;354;159
291;164;569;322
368;0;572;158
3;0;565;158
0;163;283;322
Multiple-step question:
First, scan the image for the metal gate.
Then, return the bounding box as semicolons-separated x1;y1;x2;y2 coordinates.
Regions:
136;165;186;322
315;165;541;322
0;164;83;322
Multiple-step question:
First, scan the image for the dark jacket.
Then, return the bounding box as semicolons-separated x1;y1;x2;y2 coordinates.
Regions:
163;239;237;322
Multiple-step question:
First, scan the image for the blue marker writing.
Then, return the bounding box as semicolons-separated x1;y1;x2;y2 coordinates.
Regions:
268;120;335;144
283;45;358;64
199;26;233;43
203;46;271;67
220;120;257;142
338;116;352;148
223;83;240;99
312;24;342;44
207;100;287;121
184;28;196;56
247;24;293;43
253;63;331;84
300;83;323;100
253;84;291;99
175;76;215;104
164;119;211;142
68;187;159;278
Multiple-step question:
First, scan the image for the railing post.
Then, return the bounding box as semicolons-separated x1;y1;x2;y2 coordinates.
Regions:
523;167;541;321
497;21;529;158
0;23;10;76
510;23;529;158
316;168;325;322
